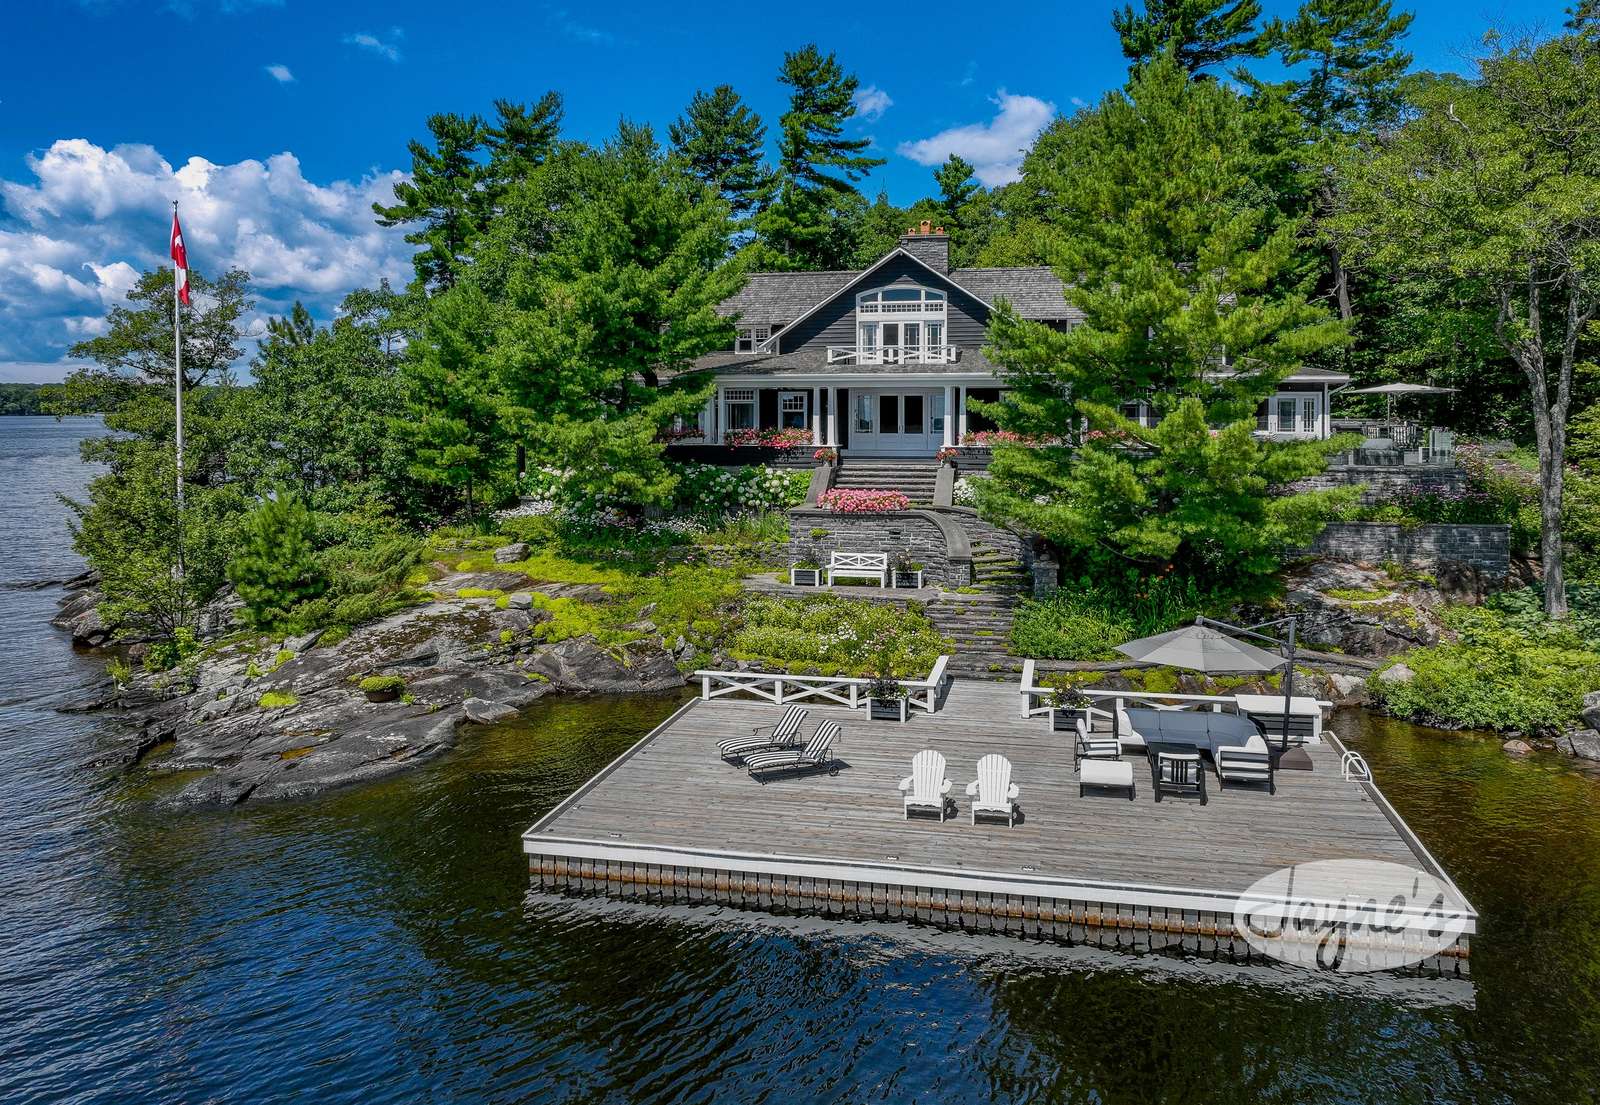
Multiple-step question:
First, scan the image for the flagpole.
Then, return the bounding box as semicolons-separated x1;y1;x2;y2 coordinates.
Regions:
173;199;186;628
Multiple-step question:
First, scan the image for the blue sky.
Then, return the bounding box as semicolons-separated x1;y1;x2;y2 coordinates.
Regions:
0;0;1552;381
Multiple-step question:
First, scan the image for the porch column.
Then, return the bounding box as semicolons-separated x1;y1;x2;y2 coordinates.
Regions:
712;384;723;445
827;386;838;446
943;384;956;447
1322;383;1331;439
957;385;969;442
811;386;823;445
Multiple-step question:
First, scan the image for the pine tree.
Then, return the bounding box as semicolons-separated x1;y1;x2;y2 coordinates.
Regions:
934;154;981;225
486;92;564;194
669;85;771;218
1267;0;1414;319
1113;0;1266;73
751;44;887;269
372;112;487;290
228;490;327;630
978;54;1349;586
397;282;508;516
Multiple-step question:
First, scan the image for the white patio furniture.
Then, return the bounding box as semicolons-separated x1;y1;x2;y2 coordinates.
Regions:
898;749;952;821
827;551;888;588
1078;758;1135;800
1215;733;1275;793
965;753;1020;826
745;721;841;783
716;704;808;763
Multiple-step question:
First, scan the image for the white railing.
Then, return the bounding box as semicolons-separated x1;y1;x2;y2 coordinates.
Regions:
825;345;959;366
858;301;945;315
1017;659;1262;720
696;655;951;715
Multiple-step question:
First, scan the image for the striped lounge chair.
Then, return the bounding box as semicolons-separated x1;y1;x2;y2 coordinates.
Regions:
745;721;841;783
717;704;808;763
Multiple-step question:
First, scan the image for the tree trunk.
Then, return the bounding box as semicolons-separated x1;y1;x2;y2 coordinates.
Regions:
1330;241;1353;323
1536;426;1566;618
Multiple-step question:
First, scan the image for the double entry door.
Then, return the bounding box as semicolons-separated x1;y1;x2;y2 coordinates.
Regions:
849;389;944;455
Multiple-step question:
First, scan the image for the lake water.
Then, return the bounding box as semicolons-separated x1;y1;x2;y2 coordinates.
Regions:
4;414;1600;1104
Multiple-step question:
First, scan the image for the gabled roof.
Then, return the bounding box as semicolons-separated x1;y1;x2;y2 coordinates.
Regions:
716;254;1080;328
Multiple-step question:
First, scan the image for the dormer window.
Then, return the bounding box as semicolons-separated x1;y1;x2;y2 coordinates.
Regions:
735;325;770;354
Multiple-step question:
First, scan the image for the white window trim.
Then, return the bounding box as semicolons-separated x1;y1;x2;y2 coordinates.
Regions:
735;325;770;354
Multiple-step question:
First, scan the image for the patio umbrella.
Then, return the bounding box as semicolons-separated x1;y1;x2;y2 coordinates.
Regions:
1114;624;1286;673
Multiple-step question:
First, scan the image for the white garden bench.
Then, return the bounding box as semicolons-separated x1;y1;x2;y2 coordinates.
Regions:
827;551;888;588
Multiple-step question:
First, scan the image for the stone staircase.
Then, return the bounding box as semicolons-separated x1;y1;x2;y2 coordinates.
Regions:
830;459;940;505
926;536;1032;676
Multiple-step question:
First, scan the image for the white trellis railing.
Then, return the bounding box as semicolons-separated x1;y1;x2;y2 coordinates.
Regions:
696;655;951;715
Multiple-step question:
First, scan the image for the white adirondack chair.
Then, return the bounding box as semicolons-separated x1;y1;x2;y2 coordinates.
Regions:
965;753;1020;826
898;749;952;821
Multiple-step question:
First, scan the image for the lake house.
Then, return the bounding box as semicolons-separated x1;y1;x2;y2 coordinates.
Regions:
680;223;1349;458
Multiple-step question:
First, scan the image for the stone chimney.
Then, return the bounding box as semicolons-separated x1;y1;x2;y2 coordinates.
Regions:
898;221;950;273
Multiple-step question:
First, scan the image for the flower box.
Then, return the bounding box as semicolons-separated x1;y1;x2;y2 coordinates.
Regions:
870;697;908;722
1052;707;1087;732
790;567;822;587
892;569;924;589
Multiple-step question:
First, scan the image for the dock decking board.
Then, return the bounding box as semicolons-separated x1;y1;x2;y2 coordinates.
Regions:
523;680;1473;969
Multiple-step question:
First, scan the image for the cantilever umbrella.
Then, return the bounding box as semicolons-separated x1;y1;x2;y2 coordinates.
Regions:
1114;624;1286;674
1344;382;1458;424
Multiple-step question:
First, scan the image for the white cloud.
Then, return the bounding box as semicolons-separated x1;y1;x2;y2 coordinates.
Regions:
852;85;893;123
0;139;413;380
547;8;615;45
896;91;1057;187
264;63;294;83
343;29;403;63
1070;96;1088;109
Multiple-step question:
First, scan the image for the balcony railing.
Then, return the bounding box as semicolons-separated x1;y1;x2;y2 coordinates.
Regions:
825;345;960;366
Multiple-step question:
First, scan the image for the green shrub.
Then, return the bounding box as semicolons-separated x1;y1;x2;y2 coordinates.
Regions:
357;675;406;694
228;490;328;630
456;587;505;599
1011;594;1133;660
106;657;133;687
730;594;948;676
1369;606;1600;732
143;626;200;675
257;691;299;709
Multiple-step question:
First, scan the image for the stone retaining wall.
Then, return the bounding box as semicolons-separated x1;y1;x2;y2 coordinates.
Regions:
1289;465;1470;505
787;509;971;587
1300;523;1510;578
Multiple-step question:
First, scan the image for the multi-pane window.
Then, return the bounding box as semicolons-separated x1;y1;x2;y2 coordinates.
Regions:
725;388;756;430
779;392;808;430
735;326;770;354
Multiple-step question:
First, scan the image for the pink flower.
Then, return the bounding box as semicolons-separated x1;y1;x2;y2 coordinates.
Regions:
818;488;911;514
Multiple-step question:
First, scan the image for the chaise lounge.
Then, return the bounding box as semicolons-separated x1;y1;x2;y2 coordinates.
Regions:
745;721;842;783
716;704;808;763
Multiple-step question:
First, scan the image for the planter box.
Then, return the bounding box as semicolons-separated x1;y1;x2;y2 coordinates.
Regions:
869;697;908;723
789;567;822;587
892;570;925;589
1051;708;1087;732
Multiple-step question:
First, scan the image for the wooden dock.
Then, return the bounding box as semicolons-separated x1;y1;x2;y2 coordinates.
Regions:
522;680;1474;972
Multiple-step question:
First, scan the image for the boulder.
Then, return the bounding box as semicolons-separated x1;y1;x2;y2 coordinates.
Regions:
524;635;686;694
493;542;531;564
463;697;518;724
506;592;534;610
1376;662;1416;686
285;629;324;653
1582;691;1600;732
1327;673;1370;706
1503;739;1534;756
1559;728;1600;761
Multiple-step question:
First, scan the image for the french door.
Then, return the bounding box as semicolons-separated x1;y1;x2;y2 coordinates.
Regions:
850;390;935;455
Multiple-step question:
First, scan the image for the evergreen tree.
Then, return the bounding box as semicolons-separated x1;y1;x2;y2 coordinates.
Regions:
669;85;771;218
1268;0;1414;319
934;154;981;222
397;281;509;515
486;92;564;191
751;44;887;269
228;490;328;630
265;301;316;348
490;122;744;509
373;112;487;290
978;55;1349;586
1114;0;1266;72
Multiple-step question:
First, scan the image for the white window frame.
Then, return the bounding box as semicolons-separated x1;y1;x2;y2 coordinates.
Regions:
735;326;770;354
778;391;808;430
724;387;757;431
855;285;948;364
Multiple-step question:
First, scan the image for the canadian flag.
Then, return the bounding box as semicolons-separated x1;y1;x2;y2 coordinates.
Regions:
170;209;190;306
